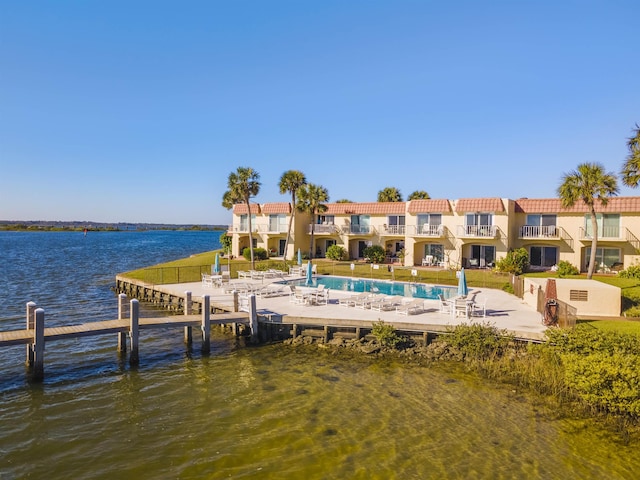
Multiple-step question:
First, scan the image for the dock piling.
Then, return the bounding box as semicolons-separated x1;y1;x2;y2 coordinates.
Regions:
201;295;210;354
25;301;36;367
32;308;45;381
117;293;127;353
248;294;258;344
129;299;139;365
184;291;193;346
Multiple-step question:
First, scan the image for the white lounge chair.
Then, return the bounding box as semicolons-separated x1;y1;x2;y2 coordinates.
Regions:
371;295;403;311
471;299;486;318
438;294;452;314
396;299;424;315
338;292;368;307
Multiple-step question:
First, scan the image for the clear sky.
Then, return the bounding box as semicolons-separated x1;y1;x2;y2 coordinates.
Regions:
1;1;638;225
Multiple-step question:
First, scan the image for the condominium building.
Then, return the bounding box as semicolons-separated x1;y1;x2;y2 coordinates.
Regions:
227;196;640;273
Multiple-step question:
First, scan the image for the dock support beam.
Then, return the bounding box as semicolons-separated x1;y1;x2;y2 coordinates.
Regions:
25;301;36;367
248;294;258;344
201;295;210;354
32;308;45;382
129;299;139;365
184;291;193;345
117;293;127;353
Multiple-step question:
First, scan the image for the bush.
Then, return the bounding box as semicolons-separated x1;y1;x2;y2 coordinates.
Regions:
242;247;268;261
326;244;347;261
495;248;529;275
556;260;579;277
363;245;385;263
371;320;403;348
441;323;513;361
618;265;640;279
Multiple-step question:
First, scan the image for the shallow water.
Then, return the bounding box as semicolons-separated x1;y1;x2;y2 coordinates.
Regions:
0;231;638;479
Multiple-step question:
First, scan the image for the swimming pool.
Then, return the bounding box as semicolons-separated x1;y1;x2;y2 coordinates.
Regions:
282;276;457;300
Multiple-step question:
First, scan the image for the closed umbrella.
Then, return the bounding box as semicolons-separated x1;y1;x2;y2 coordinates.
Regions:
457;268;468;297
297;248;302;266
305;261;313;286
213;253;220;275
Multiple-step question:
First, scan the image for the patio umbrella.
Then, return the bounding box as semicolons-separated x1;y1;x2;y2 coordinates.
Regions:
213;253;220;275
305;261;313;286
457;268;468;297
543;279;559;326
297;248;302;266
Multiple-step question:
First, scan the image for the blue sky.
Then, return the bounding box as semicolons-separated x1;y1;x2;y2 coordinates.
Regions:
1;1;638;225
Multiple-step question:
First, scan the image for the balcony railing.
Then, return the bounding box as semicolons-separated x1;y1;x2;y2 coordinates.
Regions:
228;224;257;233
380;225;406;235
519;225;559;238
414;224;445;237
344;225;374;235
256;223;288;233
457;225;497;238
579;226;621;240
308;224;339;234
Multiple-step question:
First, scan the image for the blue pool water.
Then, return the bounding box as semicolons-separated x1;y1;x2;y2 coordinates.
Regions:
283;276;456;300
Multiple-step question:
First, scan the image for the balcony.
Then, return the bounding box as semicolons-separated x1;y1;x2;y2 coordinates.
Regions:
256;223;288;234
341;225;374;235
410;224;445;237
228;224;257;233
379;225;406;236
308;224;339;235
579;226;622;240
457;225;497;238
519;225;559;239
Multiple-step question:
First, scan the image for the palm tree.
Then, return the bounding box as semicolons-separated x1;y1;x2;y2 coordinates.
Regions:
408;190;430;200
278;170;306;265
296;183;329;260
222;167;261;269
335;199;354;203
621;124;640;187
377;187;403;202
557;163;618;279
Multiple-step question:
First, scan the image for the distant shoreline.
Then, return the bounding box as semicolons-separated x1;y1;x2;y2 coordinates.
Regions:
0;224;226;232
0;222;226;232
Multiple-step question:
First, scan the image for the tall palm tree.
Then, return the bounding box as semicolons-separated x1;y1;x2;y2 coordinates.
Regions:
408;190;430;200
296;183;329;260
621;124;640;187
222;167;261;269
278;170;307;264
377;187;403;202
557;163;618;279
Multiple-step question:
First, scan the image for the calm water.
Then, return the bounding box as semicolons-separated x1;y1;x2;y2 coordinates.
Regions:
0;231;638;479
284;277;457;300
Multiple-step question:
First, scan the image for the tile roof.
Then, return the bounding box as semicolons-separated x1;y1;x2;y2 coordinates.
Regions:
261;203;291;214
407;199;452;213
455;198;505;213
232;203;261;214
324;202;406;215
515;197;640;213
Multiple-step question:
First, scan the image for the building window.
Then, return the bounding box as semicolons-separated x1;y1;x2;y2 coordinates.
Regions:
350;215;371;234
524;214;557;236
530;246;558;268
417;214;442;235
386;215;405;234
464;213;493;236
469;245;495;268
584;214;620;238
423;244;444;264
317;215;335;225
584;247;621;271
269;214;286;232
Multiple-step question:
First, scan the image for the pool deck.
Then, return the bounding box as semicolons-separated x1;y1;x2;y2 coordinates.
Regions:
160;275;548;341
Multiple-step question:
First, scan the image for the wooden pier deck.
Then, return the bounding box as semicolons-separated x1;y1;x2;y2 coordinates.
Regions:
1;292;253;382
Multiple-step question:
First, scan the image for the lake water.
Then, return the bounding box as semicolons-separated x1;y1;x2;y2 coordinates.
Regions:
0;231;638;479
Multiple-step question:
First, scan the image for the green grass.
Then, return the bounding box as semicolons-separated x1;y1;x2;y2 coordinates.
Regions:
577;318;640;335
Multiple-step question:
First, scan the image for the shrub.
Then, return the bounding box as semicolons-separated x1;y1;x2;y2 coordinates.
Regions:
363;245;386;264
495;248;529;275
242;247;268;261
371;320;403;348
556;260;579;277
442;323;513;361
326;244;347;261
618;265;640;279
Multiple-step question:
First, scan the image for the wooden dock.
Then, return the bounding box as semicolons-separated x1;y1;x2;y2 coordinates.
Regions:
0;292;252;382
